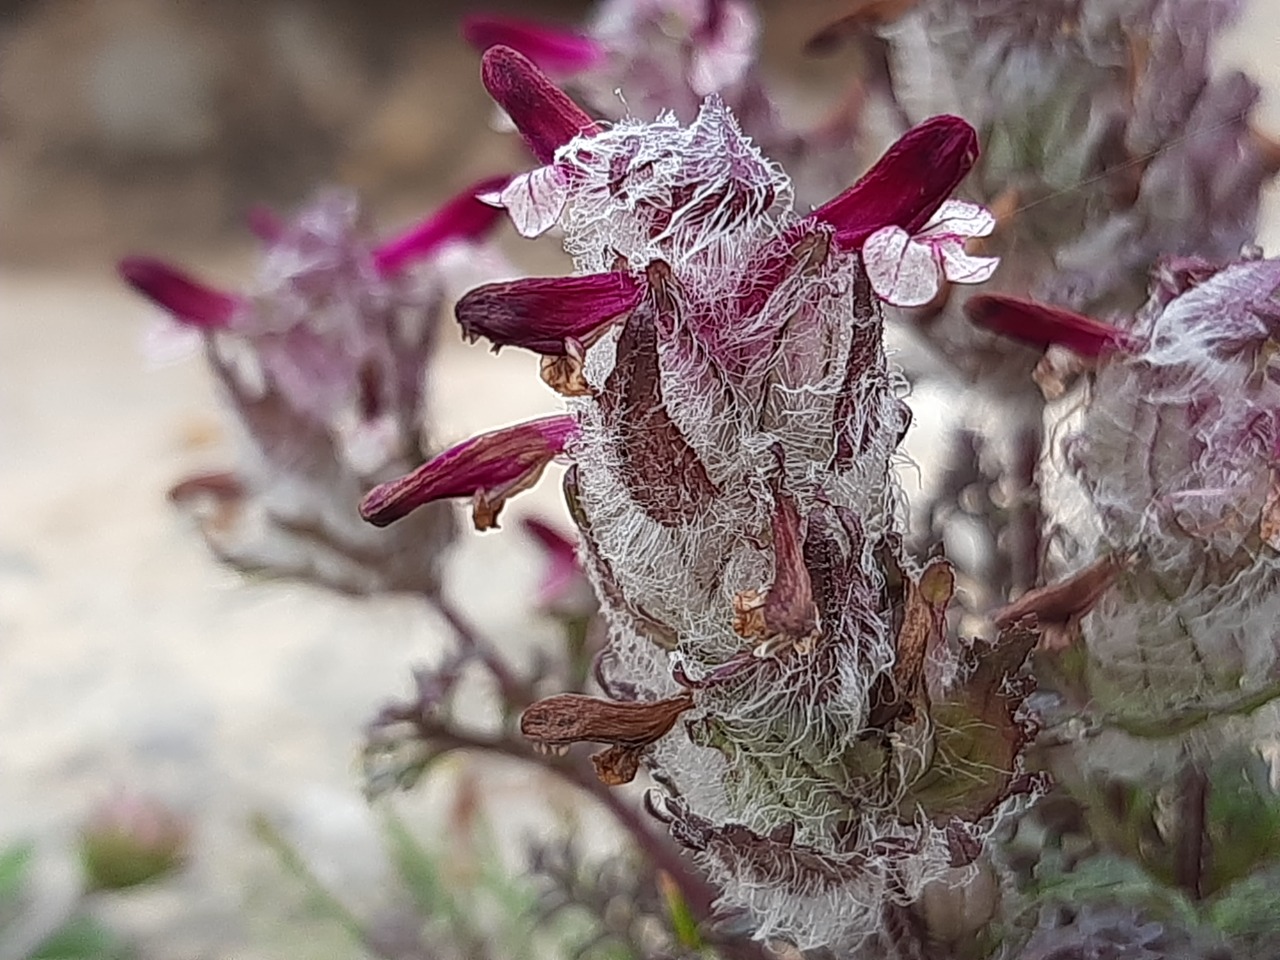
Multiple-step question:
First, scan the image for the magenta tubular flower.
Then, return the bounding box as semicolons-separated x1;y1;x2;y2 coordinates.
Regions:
366;53;1028;949
360;415;579;531
481;45;600;164
462;14;605;75
811;113;978;248
521;516;598;618
372;174;512;275
118;257;243;329
456;270;643;355
965;294;1141;358
120;182;512;595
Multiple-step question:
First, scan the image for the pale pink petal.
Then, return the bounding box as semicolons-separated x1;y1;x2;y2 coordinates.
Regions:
863;226;943;307
919;199;996;240
489;166;569;238
140;317;203;369
939;240;1000;285
688;1;759;96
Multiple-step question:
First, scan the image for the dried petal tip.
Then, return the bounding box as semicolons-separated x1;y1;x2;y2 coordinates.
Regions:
359;414;578;531
462;14;605;74
520;691;694;784
118;256;242;329
481;45;600;164
455;270;642;355
965;294;1140;358
373;174;513;275
812;114;978;248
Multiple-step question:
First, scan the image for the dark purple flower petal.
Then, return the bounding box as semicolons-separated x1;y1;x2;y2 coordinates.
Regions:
455;270;642;355
964;294;1141;357
372;174;513;275
810;114;978;249
481;45;600;164
360;414;578;530
118;256;243;329
462;14;606;75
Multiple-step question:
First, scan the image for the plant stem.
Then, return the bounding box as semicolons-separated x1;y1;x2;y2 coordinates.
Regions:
424;589;533;708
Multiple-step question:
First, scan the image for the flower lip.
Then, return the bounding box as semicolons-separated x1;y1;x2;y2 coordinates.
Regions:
481;45;600;165
118;256;243;329
455;270;643;355
461;14;606;75
811;114;979;249
964;294;1142;357
359;414;579;530
372;174;513;275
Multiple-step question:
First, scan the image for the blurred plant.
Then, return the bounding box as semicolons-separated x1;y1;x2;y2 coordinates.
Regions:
971;257;1280;954
0;796;190;960
120;180;511;595
811;0;1280;602
978;255;1280;768
78;794;190;892
360;45;1044;954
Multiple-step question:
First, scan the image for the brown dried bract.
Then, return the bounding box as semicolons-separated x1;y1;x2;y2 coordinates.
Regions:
520;692;694;751
735;489;822;657
591;744;643;785
599;271;718;527
870;558;953;726
994;554;1125;649
540;337;593;397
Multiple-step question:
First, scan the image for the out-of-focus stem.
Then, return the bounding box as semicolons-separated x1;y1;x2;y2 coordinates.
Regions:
423;589;534;708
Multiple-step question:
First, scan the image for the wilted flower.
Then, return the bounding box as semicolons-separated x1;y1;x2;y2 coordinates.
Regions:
463;0;867;205
366;46;1038;951
973;254;1280;769
79;794;190;890
122;180;510;595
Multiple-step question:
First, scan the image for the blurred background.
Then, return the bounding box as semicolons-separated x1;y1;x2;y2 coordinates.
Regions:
2;1;1280;957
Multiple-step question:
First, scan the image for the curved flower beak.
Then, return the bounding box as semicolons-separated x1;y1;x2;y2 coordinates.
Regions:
481;45;600;164
462;14;606;75
372;174;513;275
964;294;1141;357
118;256;243;329
811;114;979;249
455;270;642;355
359;414;579;531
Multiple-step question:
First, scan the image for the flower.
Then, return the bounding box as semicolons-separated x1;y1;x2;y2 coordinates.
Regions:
367;49;1025;950
360;415;579;531
463;0;867;205
863;199;999;306
121;180;510;595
